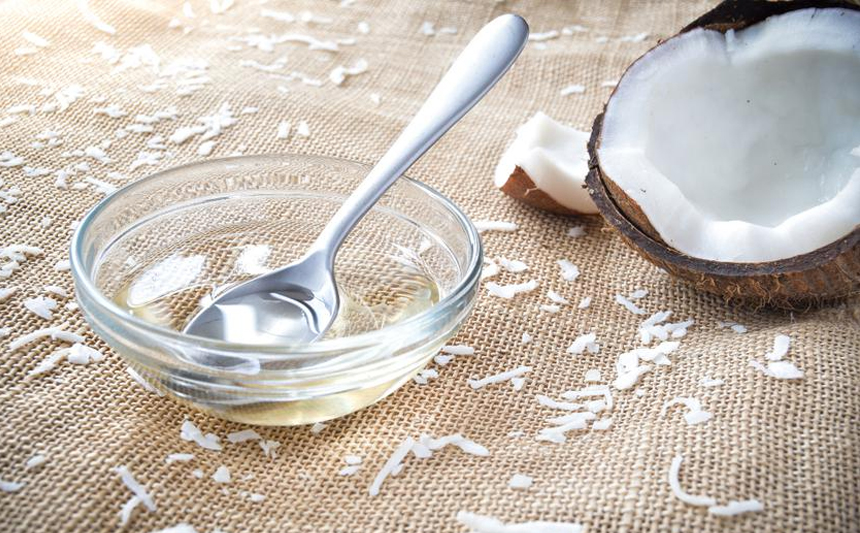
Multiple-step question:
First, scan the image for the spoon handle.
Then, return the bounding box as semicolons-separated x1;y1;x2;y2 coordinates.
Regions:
309;14;529;266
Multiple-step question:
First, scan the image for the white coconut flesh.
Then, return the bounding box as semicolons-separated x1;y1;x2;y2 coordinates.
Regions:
495;112;597;214
598;8;860;263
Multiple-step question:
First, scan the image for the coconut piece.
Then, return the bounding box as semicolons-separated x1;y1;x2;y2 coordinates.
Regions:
587;1;860;306
495;112;597;215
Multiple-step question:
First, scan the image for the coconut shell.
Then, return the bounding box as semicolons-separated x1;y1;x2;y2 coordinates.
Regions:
587;0;860;308
499;166;592;216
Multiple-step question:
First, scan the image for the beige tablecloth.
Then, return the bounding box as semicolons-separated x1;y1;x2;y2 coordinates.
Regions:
1;1;858;531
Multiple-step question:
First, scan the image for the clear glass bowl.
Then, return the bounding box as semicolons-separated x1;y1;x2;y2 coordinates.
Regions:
71;154;482;425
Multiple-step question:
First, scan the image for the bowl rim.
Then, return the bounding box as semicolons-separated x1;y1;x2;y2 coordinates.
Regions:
70;153;483;357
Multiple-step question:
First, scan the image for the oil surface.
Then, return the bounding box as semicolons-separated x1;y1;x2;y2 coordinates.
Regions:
109;223;441;342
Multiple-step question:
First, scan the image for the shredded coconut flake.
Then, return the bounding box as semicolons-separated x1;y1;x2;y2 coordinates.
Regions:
197;140;216;156
369;436;414;496
213;465;231;483
508;474;533;490
699;376;724;387
592;418;612;430
474;220;518;233
0;479;24;492
456;511;582;533
567;225;586;238
226;429;261;443
567;332;599;355
468;366;531;389
765;334;791;361
547;290;569;304
23;296;58;319
557;259;580;281
329;58;368;86
180;420;222;451
662;397;712;426
751;359;804;380
258;439;281;459
165;453;195;464
24;454;47;469
615;293;645;315
620;32;649;43
529;30;560;41
709;499;764;516
584;369;602;382
486;280;538;299
339;465;361;476
441;345;475;356
115;465;156;516
497;256;528;273
668;455;717;507
560;84;585;96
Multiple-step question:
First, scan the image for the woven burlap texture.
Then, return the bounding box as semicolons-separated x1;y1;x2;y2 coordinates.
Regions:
1;0;858;531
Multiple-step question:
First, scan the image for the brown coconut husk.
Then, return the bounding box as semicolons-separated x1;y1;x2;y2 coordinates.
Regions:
587;0;860;309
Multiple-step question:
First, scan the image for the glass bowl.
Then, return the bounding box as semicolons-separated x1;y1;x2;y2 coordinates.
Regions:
71;154;482;426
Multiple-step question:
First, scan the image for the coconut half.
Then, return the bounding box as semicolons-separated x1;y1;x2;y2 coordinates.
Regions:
589;0;860;306
495;112;597;215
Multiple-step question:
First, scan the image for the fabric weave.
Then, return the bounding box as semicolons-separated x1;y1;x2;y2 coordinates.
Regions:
0;1;858;532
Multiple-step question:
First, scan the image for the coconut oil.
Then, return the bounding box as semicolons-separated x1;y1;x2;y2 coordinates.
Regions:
110;225;441;341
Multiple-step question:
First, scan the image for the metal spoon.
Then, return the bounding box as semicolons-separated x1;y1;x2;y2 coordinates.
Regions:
183;14;529;346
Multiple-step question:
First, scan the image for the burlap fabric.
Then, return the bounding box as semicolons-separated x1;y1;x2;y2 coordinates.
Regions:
1;1;858;531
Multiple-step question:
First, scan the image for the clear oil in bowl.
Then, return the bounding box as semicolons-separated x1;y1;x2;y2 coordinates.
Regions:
110;233;441;341
96;194;458;424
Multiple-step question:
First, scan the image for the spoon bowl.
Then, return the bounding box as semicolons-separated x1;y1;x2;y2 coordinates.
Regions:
184;252;337;345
